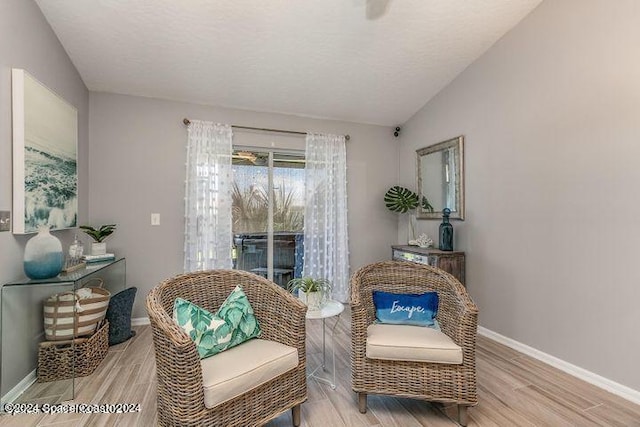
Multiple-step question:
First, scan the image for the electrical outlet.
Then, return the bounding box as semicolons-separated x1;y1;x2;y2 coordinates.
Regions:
0;211;10;232
151;213;160;226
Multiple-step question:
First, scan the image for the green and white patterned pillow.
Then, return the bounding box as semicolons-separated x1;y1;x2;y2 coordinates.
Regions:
173;286;261;359
173;298;233;359
217;285;261;348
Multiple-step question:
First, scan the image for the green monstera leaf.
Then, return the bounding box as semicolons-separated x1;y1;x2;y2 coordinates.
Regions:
191;308;213;332
240;315;257;336
224;307;243;328
199;334;216;350
175;299;192;326
214;323;231;342
384;186;419;213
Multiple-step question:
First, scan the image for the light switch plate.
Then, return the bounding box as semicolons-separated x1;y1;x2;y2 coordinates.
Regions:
0;211;10;232
151;213;160;226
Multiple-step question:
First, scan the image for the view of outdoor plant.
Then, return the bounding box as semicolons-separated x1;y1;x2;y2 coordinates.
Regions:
231;161;305;234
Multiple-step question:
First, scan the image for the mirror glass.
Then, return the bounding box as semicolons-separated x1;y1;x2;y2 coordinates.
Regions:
416;136;464;220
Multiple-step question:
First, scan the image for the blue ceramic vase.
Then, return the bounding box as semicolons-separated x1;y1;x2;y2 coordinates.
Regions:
24;226;64;280
439;208;454;251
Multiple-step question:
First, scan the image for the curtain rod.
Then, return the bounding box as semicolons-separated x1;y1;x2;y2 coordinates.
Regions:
182;118;350;141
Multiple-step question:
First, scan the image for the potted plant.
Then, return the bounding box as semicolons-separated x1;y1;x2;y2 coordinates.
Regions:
384;186;433;245
287;277;332;312
79;224;116;255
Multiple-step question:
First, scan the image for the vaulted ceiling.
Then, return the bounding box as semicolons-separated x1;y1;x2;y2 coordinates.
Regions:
36;0;542;126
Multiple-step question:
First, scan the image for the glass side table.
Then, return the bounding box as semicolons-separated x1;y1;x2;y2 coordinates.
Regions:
1;258;126;407
306;300;344;389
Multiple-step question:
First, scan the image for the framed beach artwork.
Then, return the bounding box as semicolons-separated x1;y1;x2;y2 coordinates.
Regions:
12;69;78;234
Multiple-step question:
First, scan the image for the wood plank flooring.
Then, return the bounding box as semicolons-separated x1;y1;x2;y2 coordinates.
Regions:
3;309;640;426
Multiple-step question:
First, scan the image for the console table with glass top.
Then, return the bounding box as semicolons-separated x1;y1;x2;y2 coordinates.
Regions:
0;258;126;407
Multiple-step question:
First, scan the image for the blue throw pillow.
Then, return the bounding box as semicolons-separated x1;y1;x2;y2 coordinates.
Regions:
373;290;439;327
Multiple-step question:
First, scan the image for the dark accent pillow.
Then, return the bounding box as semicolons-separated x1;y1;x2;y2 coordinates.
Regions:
105;287;137;345
373;290;439;327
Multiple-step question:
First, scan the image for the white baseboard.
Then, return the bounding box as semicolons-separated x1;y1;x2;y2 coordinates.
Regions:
478;326;640;405
1;369;36;405
131;316;150;326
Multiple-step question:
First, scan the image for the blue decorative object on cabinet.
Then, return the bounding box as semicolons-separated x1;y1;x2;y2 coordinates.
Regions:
439;208;454;251
23;226;64;279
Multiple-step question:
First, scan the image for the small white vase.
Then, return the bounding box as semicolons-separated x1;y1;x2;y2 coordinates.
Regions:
91;242;107;255
299;290;323;312
407;213;417;243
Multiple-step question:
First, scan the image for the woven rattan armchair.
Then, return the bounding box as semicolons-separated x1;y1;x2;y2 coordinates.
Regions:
350;261;478;426
146;269;307;427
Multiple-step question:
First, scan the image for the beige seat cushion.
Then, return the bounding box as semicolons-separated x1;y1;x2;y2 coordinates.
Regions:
366;323;463;364
200;338;299;408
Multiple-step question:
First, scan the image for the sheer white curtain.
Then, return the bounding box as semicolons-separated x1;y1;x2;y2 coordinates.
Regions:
184;120;233;272
304;133;350;302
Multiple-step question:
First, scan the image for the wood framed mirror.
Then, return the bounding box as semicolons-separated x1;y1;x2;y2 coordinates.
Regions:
416;136;465;220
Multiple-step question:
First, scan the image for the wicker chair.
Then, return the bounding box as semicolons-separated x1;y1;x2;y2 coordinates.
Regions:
146;269;308;426
350;261;478;426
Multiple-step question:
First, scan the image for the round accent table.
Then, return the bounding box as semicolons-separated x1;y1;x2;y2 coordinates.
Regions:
306;300;344;389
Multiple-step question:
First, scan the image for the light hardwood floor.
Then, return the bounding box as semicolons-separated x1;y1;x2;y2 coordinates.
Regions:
3;310;640;426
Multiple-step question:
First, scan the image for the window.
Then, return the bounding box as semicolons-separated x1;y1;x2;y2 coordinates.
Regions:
231;148;305;287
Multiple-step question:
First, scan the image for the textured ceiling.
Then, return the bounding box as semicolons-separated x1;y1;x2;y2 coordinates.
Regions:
36;0;541;126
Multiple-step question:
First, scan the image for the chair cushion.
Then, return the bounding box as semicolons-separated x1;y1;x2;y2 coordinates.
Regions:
366;324;463;364
201;338;299;409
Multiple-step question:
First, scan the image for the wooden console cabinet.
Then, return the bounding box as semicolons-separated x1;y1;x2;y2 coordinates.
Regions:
391;245;465;286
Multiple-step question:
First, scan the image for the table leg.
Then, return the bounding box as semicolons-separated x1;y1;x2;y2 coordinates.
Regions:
308;314;341;389
322;319;326;369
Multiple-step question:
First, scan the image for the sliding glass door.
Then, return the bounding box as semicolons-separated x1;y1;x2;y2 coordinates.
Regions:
231;148;305;287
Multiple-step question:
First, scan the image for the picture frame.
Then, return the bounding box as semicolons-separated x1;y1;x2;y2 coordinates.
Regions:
12;69;78;234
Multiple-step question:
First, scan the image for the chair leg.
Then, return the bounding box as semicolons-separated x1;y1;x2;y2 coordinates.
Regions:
292;404;301;427
457;404;469;426
358;393;367;413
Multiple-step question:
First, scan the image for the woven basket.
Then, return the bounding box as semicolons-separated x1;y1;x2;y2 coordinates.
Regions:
43;277;111;341
37;320;109;383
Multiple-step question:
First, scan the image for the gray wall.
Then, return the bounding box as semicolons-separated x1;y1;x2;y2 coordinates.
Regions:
0;0;89;397
89;92;399;318
399;0;640;391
